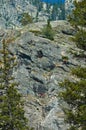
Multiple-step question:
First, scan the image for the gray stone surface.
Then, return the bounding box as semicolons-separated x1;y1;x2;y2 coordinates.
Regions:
0;21;85;130
0;0;76;29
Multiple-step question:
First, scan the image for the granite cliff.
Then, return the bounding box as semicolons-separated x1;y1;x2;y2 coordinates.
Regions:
0;0;75;28
0;20;85;130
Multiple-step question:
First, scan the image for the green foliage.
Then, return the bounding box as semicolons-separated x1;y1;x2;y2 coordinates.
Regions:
59;67;86;130
68;0;86;28
72;29;86;51
62;56;69;62
59;1;86;130
42;20;55;40
0;39;31;130
71;66;86;79
68;0;86;51
20;13;33;26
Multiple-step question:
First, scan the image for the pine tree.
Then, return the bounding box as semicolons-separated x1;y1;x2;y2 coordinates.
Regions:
59;67;86;130
0;38;31;130
68;0;86;28
42;19;55;40
68;0;86;51
59;1;86;130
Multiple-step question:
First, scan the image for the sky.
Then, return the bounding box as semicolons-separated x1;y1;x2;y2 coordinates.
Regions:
41;0;65;4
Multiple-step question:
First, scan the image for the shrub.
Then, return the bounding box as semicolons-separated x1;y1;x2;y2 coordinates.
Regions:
20;13;33;26
42;20;55;40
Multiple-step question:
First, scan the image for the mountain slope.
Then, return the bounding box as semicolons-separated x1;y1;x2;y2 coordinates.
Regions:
0;0;75;28
0;20;85;130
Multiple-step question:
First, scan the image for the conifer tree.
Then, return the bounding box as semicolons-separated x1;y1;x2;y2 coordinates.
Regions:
59;67;86;130
42;19;55;40
68;0;86;28
68;0;86;50
59;0;86;130
0;38;31;130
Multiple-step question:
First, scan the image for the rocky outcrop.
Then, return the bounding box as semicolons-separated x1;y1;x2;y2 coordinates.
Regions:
0;0;76;29
0;21;85;130
0;0;37;28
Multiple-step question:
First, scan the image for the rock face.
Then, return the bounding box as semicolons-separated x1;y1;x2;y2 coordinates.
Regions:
0;21;85;130
0;0;76;28
0;0;37;28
